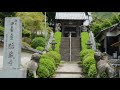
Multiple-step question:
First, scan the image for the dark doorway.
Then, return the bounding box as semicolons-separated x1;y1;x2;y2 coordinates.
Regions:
107;36;119;56
64;27;77;37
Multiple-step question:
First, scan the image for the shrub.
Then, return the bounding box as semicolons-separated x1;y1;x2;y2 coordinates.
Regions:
22;29;31;37
22;41;31;47
22;37;32;44
46;51;61;67
82;56;96;73
88;64;107;78
31;37;46;49
36;46;44;51
37;64;50;78
48;47;52;51
88;64;97;78
40;58;56;77
54;32;61;52
40;54;56;67
80;49;95;60
81;32;89;50
82;54;94;61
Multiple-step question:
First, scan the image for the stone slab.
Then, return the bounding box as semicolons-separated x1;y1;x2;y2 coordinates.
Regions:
0;68;26;78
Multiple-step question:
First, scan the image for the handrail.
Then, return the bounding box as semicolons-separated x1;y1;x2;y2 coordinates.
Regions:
69;32;71;62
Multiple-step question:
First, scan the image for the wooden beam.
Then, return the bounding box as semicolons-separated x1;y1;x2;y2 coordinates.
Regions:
111;41;120;47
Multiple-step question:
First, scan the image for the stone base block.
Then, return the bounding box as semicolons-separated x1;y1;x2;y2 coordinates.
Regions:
0;68;27;78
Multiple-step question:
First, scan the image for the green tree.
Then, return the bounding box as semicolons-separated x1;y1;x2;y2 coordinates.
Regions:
0;12;16;26
16;12;46;39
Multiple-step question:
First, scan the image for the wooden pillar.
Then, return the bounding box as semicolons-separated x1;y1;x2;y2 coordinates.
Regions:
76;21;80;37
62;24;65;37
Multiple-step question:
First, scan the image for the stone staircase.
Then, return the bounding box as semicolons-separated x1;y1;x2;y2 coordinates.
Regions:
54;62;83;78
60;37;80;61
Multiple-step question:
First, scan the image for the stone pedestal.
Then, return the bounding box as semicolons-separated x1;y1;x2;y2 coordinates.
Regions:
0;17;27;78
0;68;26;78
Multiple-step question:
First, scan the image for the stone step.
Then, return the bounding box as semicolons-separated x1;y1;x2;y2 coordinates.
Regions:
56;72;82;74
60;37;80;61
54;74;83;78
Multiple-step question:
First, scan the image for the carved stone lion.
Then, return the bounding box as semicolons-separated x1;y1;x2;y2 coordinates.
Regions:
25;53;40;78
94;51;115;78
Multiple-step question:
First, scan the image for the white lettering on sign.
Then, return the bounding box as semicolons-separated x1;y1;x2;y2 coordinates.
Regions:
3;17;22;69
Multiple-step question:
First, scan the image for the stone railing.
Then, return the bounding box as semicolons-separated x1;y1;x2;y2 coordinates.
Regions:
44;31;54;52
89;31;96;51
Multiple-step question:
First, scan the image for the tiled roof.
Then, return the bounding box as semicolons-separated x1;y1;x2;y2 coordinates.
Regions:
55;12;88;20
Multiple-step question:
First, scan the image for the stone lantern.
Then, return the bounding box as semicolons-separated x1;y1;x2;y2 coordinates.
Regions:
86;40;92;49
50;38;57;51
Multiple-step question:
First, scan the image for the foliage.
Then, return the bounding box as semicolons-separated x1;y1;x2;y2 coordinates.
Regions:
45;12;55;25
91;12;120;37
40;54;56;67
82;56;96;73
48;47;52;51
0;26;4;36
0;12;16;26
88;64;97;78
22;37;32;45
80;49;95;60
54;32;62;52
31;37;46;49
40;58;56;77
110;13;120;24
16;12;50;39
22;29;31;38
96;42;101;49
36;46;44;51
22;41;31;47
82;53;94;61
81;32;89;50
37;64;50;78
46;51;61;67
88;63;107;78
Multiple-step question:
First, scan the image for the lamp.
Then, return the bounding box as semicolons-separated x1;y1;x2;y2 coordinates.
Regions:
86;40;92;49
50;38;57;51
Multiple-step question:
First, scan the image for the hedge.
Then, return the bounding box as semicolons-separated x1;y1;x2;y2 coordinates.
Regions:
40;58;56;77
37;64;50;78
81;32;89;50
40;54;56;67
46;51;61;67
36;46;44;51
82;56;96;73
54;32;61;52
88;64;97;78
36;51;61;78
80;49;95;60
